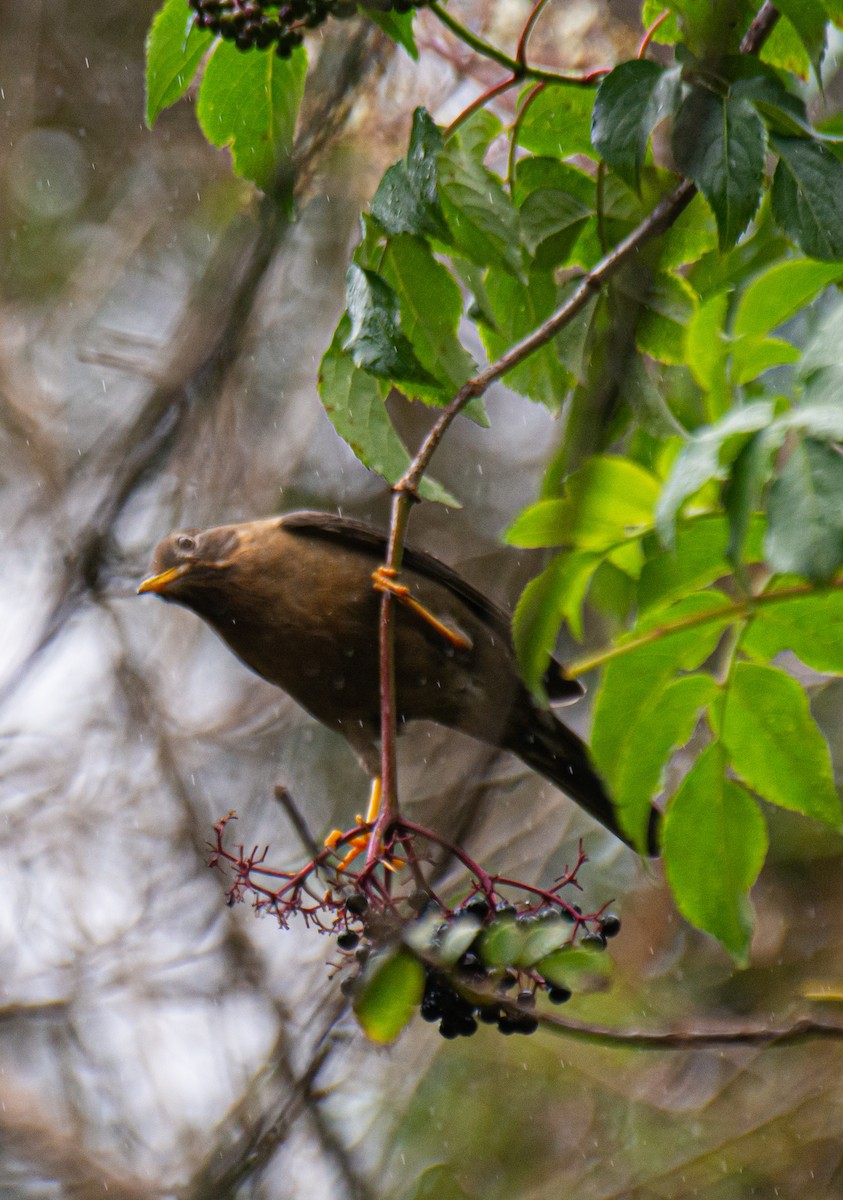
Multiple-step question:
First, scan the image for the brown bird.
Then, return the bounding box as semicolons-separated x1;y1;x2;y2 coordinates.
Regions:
138;512;655;852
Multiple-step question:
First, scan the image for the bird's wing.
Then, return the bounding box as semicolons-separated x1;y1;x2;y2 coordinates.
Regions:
279;512;583;701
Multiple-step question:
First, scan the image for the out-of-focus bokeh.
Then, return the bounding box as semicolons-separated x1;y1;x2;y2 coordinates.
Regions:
3;2;843;1197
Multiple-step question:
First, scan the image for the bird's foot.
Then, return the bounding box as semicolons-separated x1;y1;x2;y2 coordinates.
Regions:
371;566;472;651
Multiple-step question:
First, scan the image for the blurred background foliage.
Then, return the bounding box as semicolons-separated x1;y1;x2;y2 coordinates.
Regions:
3;1;843;1197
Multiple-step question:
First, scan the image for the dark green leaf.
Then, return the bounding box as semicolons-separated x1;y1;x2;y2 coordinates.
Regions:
656;402;775;544
364;6;418;58
353;947;425;1043
771;136;843;260
371;108;449;239
724;433;775;568
145;0;213;127
592;60;673;191
520;188;593;268
742;590;843;673
765;437;843;579
380;235;477;404
479;266;568;407
773;0;827;81
318;318;457;504
343;264;439;387
673;88;766;252
633;270;699;365
722;662;841;825
512;551;601;694
614;673;719;850
663;745;767;961
438;117;522;276
196;41;306;199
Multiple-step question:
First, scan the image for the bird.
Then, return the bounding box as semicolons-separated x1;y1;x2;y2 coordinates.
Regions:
138;511;656;852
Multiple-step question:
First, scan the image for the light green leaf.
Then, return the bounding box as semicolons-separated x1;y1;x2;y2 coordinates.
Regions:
515;82;596;160
145;0;213;127
724;432;775;568
615;673;719;851
773;0;827;81
722;662;841;825
663;745;767;961
656;402;775;544
733;258;843;338
639;514;762;613
353;947;425;1043
634;270;699;365
512;551;601;694
507;456;660;550
364;6;418;58
591;591;734;788
730;335;800;385
765;437;843;579
742;590;843;673
196;40;306;199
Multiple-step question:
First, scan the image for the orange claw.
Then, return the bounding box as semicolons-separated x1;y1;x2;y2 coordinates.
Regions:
371;566;473;651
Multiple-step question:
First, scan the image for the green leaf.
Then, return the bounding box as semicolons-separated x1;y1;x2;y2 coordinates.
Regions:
380;235;477;403
639;515;760;613
477;914;526;967
771;136;843;260
760;12;813;77
145;0;213;127
665;0;755;56
663;745;767;961
343;264;439;388
730;336;800;385
438;118;522;276
614;673;719;850
591;591;735;788
733;258;843;338
773;0;827;81
658;192;719;271
656;402;775;543
772;401;843;442
633;270;699;365
765;437;843;579
353;947;425;1043
365;6;418;58
520;187;593;268
536;945;610;988
516;917;572;966
724;432;775;567
479;266;568;407
515;82;595;160
318;318;457;505
507;456;660;550
196;41;306;199
512;551;601;693
592;61;672;191
672;88;766;252
370;108;449;239
722;662;841;825
403;1164;474;1200
684;290;730;405
742;590;843;673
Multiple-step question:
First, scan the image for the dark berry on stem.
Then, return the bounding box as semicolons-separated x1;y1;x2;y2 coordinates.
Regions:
345;894;368;916
601;914;621;938
548;986;572;1005
337;931;359;950
581;932;607;951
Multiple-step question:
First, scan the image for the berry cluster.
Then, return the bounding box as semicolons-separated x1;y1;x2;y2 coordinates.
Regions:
336;891;621;1040
187;0;427;57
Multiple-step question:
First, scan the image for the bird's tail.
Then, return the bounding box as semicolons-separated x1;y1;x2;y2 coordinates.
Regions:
506;709;659;855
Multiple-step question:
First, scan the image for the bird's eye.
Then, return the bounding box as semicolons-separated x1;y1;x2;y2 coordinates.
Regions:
176;534;197;554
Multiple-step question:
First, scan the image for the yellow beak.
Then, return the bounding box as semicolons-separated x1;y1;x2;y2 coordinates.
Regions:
137;564;190;595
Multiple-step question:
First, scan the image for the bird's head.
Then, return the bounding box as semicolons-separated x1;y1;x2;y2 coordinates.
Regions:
137;526;242;604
